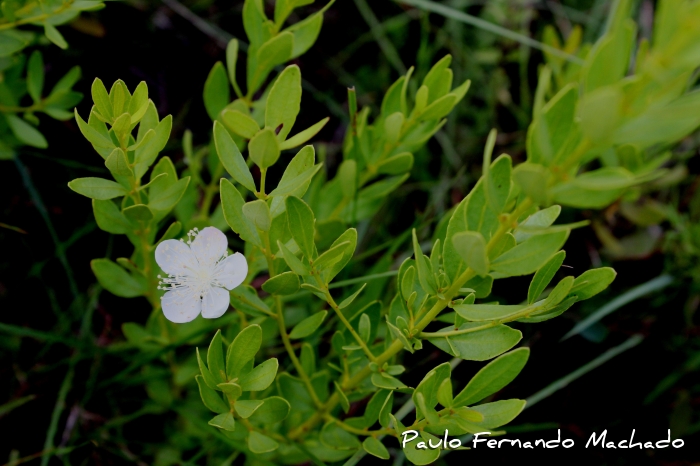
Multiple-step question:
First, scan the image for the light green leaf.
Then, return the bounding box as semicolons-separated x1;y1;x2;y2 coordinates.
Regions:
91;258;147;298
338;283;366;309
208;412;236;431
371;372;406;390
362;437;389;460
320;421;361;450
242;199;271;231
27;51;44;102
249;396;290;424
213;121;256;192
313;241;350;273
490;231;569;278
221;109;260;139
286;196;316;259
451;231;489;276
265;65;301;140
196;375;229;414
278;240;310;275
268;163;323;197
334;381;350;413
527;250;566;303
92;199;130;234
226;324;262;380
289;311;328;339
220;179;262;247
321;228;356;283
248;431;279;453
514;205;561;243
427;324;522;361
262;271;300;295
5;115;47;148
44;23;67;49
472;399;526;429
235;399;263;418
68;177;127;200
238;358;278;391
570;267;617;300
204;61;230;120
249;32;294;94
376;152;413;175
207;330;227;384
279;117;329;150
412;230;437;295
454;304;526;322
249;128;281;169
453;348;530;407
337;160;357;199
104;148;132;177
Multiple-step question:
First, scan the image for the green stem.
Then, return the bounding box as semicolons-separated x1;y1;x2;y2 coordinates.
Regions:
288;197;535;441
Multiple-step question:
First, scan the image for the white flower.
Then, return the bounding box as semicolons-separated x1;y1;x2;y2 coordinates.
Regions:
155;226;247;323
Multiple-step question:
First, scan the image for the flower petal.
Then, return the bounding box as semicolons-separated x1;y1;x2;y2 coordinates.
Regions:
192;226;228;267
155;239;198;276
201;286;230;319
161;289;201;323
215;252;248;290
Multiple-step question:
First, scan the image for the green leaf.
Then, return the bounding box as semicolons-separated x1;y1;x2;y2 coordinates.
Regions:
238;358;278;391
371;372;406;390
91;258;146;298
0;30;29;57
570;267;617;300
527;250;566;303
490;231;569;278
68;177;127;200
321;421;361;450
196;375;229;414
248;431;279;453
249;32;294;94
301;343;316;374
285;6;327;58
386;320;414;354
337;160;357;199
526;84;577;165
437;378;453;408
235;399;263;418
92;199;130;234
104;148;132;177
265;65;301;140
226;324;262;380
279;117;330;150
204;62;230;120
242;199;272;231
249;128;281;169
149;178;190;220
412;230;437;295
44;23;67;49
27;51;44;102
512;162;550;204
362;437;389;460
249;396;290;424
285;196;316;261
207;330;227;384
454;303;525;322
197;347;220;390
122;205;153;226
338;283;366;309
290;311;327;339
377;152;414;175
334;381;350;413
214;121;257;192
5;115;47;148
472;399;526;429
226;39;242;97
208;412;236;431
451;231;490;276
262;271;300;295
322;228;357;283
514;205;561;243
268;163;323;197
403;431;440;465
220;179;262;247
453;348;530;407
427;324;522;361
413;362;451;415
278;240;310;275
221;109;260;139
313;241;350;273
75;109;114;151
